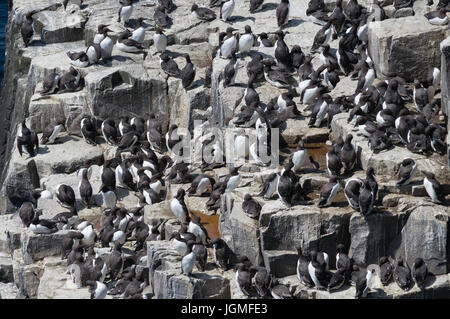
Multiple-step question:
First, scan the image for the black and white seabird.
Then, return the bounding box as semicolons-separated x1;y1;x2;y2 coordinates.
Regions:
187;174;215;196
80;117;97;145
87;280;107;299
211;238;231;270
329;0;345;36
290;45;305;69
242;194;261;219
355;267;374;299
396;158;417;186
250;0;264;13
277;165;295;207
412;258;428;290
220;0;235;21
118;0;133;26
235;263;252;296
379;257;393;286
67;51;89;68
263;60;290;88
181;241;196;276
311;21;332;53
308;250;331;289
426;123;447;156
336;244;352;275
131;17;147;44
116;30;148;60
106;242;124;281
296;245;314;288
256;32;273;47
30;214;58;234
153;6;171;28
289;139;307;172
191;4;216;21
222;50;239;87
394;257;413;291
359;180;374;216
58;67;83;94
99;27;114;60
56;184;76;208
244;80;260;108
219;27;238;59
101;160;116;191
19;200;38;228
309;156;320;170
422;170;445;204
238;25;255;55
328;269;346;292
39;69;60;95
85;42;102;65
250;266;271;297
425;8;449;25
79;169;93;208
17;120;39;157
274;30;291;70
21;10;37;47
258;173;279;200
309;93;331;128
170;188;189;223
413;79;429;112
188;213;209;244
344;178;363;211
276;0;290;27
160;53;181;78
154;27;167;53
40;120;64;145
185;238;204;273
180;53;196;90
93;24;108;44
365;167;378;203
318;176;341;207
326;145;342;176
165;124;182;154
101;118;118;145
221;165;242;193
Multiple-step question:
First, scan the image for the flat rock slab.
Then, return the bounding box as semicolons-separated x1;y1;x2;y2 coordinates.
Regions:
219;192;263;266
37;257;91;299
331;113;450;183
280;272;450;299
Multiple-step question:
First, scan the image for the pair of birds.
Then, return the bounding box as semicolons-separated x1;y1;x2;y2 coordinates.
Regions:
159;53;196;89
37;67;84;97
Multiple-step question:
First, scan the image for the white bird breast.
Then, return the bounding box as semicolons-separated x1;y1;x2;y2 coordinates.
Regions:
221;0;235;21
170;199;186;221
131;27;145;43
239;34;253;52
154;33;167;52
182;252;196;274
100;37;113;58
120;5;133;23
117;42;141;53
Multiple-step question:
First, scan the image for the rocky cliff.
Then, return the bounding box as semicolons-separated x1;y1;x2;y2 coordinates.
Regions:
0;0;449;299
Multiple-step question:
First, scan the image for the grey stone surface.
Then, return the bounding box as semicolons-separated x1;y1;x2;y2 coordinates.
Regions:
440;37;450;169
331;113;450;183
219;192;263;267
147;241;231;299
368;16;448;82
393;203;450;275
349;211;409;266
